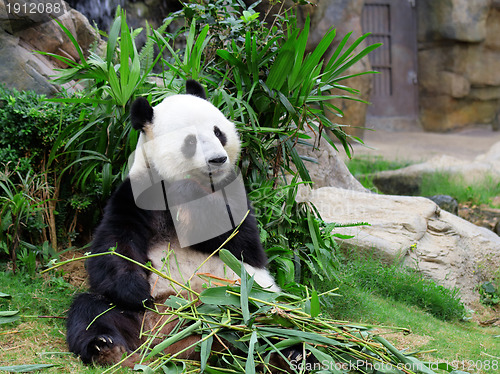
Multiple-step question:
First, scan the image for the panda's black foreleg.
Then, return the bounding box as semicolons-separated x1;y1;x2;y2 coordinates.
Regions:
86;244;154;311
66;293;142;366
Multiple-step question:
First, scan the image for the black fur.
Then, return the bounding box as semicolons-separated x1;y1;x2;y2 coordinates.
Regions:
66;293;141;364
214;126;227;146
186;79;207;99
130;97;153;131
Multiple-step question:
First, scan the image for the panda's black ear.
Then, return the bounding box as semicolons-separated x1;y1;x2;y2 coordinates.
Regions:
131;97;153;131
186;80;207;100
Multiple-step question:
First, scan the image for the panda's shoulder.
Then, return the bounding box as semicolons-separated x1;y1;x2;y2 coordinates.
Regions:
107;178;136;207
99;178;153;229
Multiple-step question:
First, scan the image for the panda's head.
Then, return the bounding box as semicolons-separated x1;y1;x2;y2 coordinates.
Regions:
128;81;241;185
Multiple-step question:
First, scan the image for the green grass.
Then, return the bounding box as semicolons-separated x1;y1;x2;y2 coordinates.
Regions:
420;172;500;207
312;255;499;373
0;268;130;373
315;254;467;322
320;288;500;372
328;255;466;321
346;156;413;192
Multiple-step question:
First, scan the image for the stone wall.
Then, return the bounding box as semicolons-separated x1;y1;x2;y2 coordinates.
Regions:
418;0;500;131
308;0;372;140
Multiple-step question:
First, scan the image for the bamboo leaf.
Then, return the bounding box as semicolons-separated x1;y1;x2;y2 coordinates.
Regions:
120;13;131;90
0;310;19;324
146;320;202;360
106;15;122;69
307;347;343;374
324;31;352;72
0;364;55;372
288;16;309;89
310;289;320;318
102;163;113;198
245;331;258;374
200;333;213;372
54;19;86;64
199;287;240;307
286;138;311;182
219;249;242;275
374;336;437;374
240;263;250;325
258;326;349;347
133;364;155;373
266;32;297;91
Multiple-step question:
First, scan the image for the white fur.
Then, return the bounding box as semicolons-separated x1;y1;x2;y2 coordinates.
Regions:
149;241;280;298
148;241;238;299
243;264;281;292
129;94;241;184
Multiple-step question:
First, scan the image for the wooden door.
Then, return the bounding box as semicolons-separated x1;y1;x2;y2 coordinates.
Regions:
362;0;419;125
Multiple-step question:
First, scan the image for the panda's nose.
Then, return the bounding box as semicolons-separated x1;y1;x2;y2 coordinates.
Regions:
208;156;227;165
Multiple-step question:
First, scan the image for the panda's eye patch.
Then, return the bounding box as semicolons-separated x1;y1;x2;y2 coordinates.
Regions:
213;126;227;146
182;134;197;158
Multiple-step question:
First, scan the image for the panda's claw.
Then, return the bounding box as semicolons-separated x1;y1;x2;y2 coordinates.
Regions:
108;337;113;344
95;345;101;352
98;337;107;343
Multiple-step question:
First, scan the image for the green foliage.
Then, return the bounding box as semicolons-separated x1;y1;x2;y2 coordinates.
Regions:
478;281;500;306
0;169;53;274
45;249;443;374
40;0;380;289
0;86;90;260
0;86;80;174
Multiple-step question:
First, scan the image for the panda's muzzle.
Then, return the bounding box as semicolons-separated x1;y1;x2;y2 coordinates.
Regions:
208;156;227;166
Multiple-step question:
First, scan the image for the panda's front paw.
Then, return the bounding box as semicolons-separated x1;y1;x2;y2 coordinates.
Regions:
271;346;318;372
87;335;132;366
88;335;114;356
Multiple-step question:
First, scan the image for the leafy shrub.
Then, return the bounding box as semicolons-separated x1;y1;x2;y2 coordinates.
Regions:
478;281;500;306
0;168;53;274
0;86;81;174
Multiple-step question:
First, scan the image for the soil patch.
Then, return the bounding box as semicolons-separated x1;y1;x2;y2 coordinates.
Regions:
458;202;500;235
54;251;88;289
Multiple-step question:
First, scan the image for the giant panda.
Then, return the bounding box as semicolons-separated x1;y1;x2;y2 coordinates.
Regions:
66;80;279;367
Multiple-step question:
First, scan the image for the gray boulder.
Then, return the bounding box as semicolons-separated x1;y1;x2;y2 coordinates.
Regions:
299;186;500;304
427;195;459;215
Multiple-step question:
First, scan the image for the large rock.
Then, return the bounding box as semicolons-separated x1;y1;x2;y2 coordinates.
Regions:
300;186;500;304
0;28;58;95
296;129;367;192
369;141;500;195
0;1;99;94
